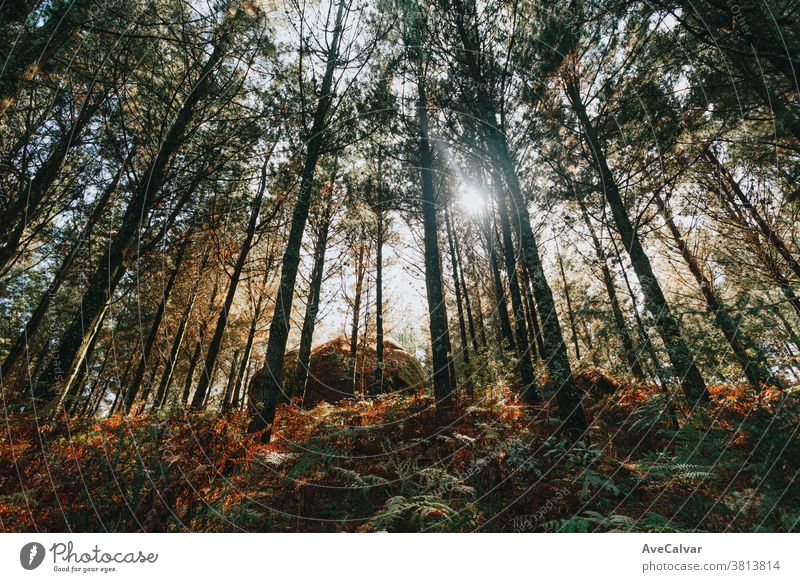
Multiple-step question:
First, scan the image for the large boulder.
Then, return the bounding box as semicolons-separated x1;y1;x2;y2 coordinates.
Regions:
254;336;427;407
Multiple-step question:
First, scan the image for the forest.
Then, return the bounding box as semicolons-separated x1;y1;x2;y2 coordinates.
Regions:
1;0;799;533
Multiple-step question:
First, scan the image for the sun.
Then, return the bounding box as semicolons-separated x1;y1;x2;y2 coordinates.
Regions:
459;186;487;215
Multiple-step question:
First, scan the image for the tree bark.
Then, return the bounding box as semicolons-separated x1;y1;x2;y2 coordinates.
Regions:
349;224;367;391
417;74;454;408
565;80;708;404
493;175;538;402
33;28;232;404
575;194;645;379
654;191;776;389
374;178;386;395
247;0;347;441
192;158;269;409
124;240;188;412
295;175;336;401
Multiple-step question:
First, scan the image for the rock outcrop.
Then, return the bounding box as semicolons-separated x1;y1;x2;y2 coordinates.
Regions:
252;336;427;407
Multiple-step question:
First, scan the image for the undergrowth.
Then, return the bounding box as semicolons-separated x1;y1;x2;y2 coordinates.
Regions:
1;380;799;532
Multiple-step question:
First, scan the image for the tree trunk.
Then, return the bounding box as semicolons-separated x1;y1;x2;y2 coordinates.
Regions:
473;284;489;348
181;340;203;408
453;227;479;352
493;176;538;402
447;0;585;437
152;247;211;410
655;191;776;389
221;350;240;413
576;194;645;380
233;297;264;410
519;264;545;358
295;175;336;400
421;86;453;406
124;240;188;412
374;178;386;395
192;158;269;409
33;30;231;404
349;224;367;391
556;246;582;362
565;80;708;404
489;134;586;434
483;215;516;349
247;0;347;441
444;204;471;366
706;148;800;281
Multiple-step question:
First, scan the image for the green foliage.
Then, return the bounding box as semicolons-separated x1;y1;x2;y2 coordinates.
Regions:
545;511;687;533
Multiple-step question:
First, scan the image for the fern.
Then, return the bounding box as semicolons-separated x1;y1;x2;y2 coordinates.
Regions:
545;510;688;532
368;495;458;532
331;466;389;489
632;454;712;483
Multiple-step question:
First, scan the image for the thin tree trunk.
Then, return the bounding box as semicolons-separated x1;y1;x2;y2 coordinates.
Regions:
221;350;240;413
490;135;585;432
706;148;800;281
556;245;582;362
350;225;367;389
181;340;203;407
247;0;348;441
493;176;537;402
125;240;188;412
484;215;516;349
519;264;545;358
374;177;386;395
152;248;211;411
453;227;479;352
445;204;471;366
108;357;135;417
33;30;231;404
78;346;112;416
576;193;645;379
59;329;102;415
233;297;263;410
473;283;489;349
566;80;708;404
295;175;336;400
609;228;668;385
654;191;776;389
192;158;269;409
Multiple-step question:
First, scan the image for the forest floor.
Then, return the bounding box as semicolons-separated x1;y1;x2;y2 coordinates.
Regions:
2;375;799;532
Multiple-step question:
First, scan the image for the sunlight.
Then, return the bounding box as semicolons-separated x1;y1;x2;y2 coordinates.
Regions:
459;186;487;215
